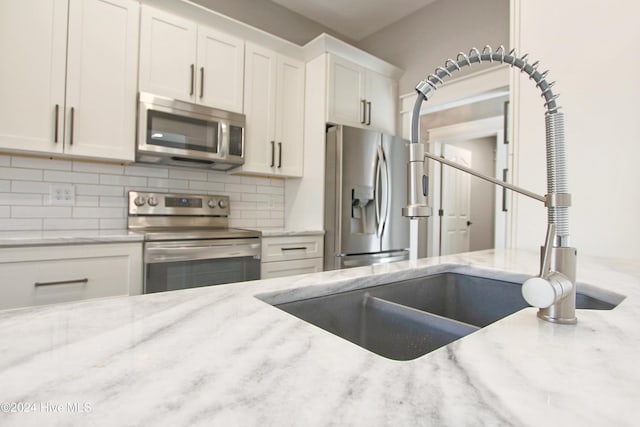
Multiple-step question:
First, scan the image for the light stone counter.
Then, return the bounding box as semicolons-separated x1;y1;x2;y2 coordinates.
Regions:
0;229;144;247
0;249;639;426
248;228;324;237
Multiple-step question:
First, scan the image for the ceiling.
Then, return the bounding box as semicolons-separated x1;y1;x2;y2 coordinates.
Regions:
268;0;439;41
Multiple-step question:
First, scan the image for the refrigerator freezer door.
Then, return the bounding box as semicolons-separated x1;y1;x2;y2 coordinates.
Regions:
381;134;410;252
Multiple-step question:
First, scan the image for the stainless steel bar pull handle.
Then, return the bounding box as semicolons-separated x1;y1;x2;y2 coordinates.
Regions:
69;107;75;145
35;278;88;287
270;140;275;167
200;67;204;98
54;104;59;143
281;247;307;251
366;101;372;125
190;64;195;96
278;142;282;168
361;99;366;124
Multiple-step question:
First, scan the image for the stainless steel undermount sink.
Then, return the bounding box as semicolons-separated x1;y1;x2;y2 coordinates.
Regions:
265;273;624;361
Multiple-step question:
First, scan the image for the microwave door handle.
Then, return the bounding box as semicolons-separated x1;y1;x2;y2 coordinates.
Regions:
219;122;227;156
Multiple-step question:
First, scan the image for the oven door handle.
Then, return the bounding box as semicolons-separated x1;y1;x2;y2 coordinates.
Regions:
145;242;261;264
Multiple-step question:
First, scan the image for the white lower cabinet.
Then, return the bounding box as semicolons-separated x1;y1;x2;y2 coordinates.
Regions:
260;234;323;279
0;243;142;311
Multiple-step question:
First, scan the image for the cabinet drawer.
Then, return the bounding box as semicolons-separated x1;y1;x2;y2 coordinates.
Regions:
261;235;323;262
261;258;323;280
0;243;142;311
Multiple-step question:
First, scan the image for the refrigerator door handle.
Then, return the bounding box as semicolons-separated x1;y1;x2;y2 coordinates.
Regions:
375;145;390;238
374;147;382;235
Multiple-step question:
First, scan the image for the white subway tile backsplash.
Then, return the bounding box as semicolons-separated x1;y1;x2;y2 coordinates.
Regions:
169;169;207;181
73;161;124;175
44;170;99;184
99;174;147;187
43;218;99;230
225;183;256;194
188;180;225;192
12;156;72;171
12;206;72;218
0;167;43;181
11;181;50;194
0;193;43;206
256;185;284;195
99;196;126;207
147;177;188;190
241;193;271;203
75;196;100;207
73;207;123;218
99;218;126;230
256;218;283;227
124;164;168;178
0;155;285;231
76;184;124;197
0;218;42;230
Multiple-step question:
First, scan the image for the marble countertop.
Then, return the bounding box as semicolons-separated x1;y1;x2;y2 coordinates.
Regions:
249;228;325;237
0;229;144;247
0;228;323;247
0;249;639;426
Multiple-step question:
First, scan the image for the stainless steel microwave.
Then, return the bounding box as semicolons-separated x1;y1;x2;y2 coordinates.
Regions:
136;92;245;170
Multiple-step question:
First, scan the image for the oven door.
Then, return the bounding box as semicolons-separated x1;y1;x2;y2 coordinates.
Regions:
143;238;261;294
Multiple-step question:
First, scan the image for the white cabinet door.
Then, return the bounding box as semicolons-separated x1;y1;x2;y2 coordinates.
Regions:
0;243;143;311
366;70;397;134
139;5;197;103
260;234;324;279
327;53;397;134
197;26;244;113
0;0;138;161
327;54;366;127
0;0;67;155
139;7;245;112
240;42;277;175
261;258;323;280
235;43;304;177
65;0;139;161
274;56;305;177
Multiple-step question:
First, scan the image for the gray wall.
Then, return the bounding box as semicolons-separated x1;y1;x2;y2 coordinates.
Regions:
356;0;510;95
190;0;355;45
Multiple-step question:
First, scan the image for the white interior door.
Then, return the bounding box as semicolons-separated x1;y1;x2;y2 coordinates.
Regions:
440;144;471;255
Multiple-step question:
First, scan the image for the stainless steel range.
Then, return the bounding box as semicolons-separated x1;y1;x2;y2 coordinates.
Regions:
128;191;261;294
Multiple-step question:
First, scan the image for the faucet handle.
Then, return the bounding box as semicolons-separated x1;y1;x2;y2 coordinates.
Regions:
522;272;573;309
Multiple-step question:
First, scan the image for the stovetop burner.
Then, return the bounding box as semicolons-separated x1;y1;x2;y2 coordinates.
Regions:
127;191;260;241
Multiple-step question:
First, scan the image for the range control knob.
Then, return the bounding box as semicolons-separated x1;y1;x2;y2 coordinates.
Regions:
133;195;146;206
147;197;159;207
218;199;227;209
207;199;217;208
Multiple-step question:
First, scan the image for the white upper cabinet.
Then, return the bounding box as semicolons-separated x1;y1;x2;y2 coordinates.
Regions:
197;27;245;113
327;53;397;134
0;0;138;161
139;5;245;113
139;7;197;102
235;42;304;178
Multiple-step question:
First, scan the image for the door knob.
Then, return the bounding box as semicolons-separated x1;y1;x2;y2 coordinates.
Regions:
466;221;473;226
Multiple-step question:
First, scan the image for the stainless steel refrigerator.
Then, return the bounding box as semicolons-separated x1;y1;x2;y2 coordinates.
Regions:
324;125;410;270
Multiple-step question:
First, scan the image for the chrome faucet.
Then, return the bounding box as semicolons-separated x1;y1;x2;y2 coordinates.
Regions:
403;46;577;324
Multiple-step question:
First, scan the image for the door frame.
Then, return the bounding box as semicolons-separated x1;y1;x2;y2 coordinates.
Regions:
425;116;507;256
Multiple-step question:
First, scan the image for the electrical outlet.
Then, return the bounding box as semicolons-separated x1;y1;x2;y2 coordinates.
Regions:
49;183;75;206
